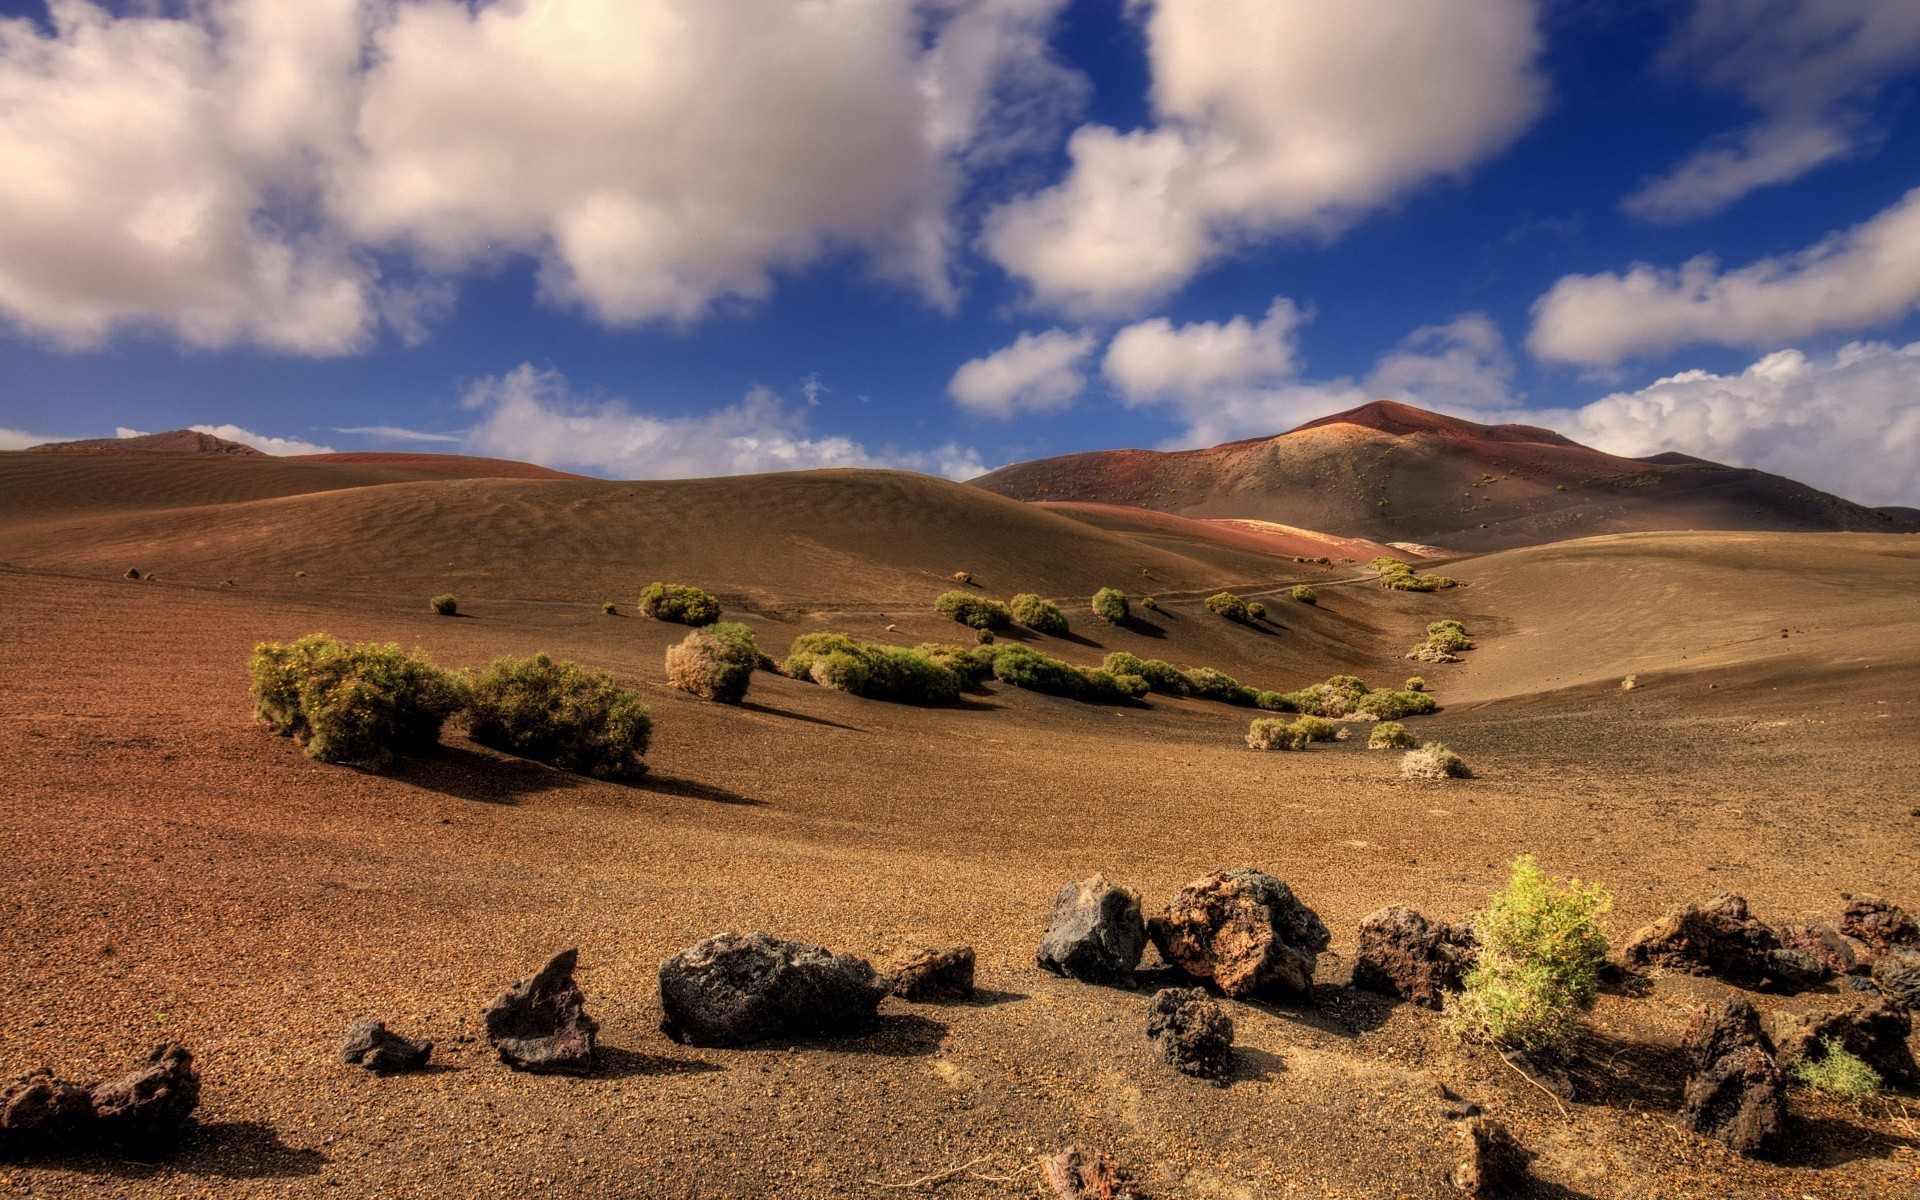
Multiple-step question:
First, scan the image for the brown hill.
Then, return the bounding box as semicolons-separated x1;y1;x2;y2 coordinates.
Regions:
28;428;266;456
973;399;1918;551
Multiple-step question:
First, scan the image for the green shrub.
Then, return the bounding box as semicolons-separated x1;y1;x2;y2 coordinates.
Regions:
1353;689;1437;720
1292;715;1339;742
1254;690;1296;712
1247;601;1266;620
991;644;1143;704
1790;1039;1882;1107
1140;596;1160;612
1283;674;1371;718
602;601;618;616
1246;718;1309;751
1186;666;1257;706
430;594;458;616
1205;591;1250;622
1102;652;1192;695
1405;676;1425;692
249;633;465;770
936;590;1013;630
1091;587;1129;623
1369;721;1416;750
1373;558;1458;592
638;582;721;626
785;633;963;705
1010;593;1070;635
915;642;998;685
664;622;758;704
1402;741;1470;780
1426;620;1474;653
465;654;651;779
1291;584;1317;604
1446;856;1611;1051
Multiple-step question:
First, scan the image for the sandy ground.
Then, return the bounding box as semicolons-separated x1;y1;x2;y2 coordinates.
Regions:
1;459;1917;1199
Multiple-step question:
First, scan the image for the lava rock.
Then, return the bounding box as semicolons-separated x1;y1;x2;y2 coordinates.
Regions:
1620;893;1819;991
0;1071;94;1151
1765;996;1917;1087
1147;869;1329;999
1777;921;1859;977
1036;875;1147;986
658;932;889;1047
1872;946;1920;1007
339;1019;433;1074
1043;1145;1142;1200
1145;988;1235;1080
1680;999;1785;1159
1840;895;1917;953
1450;1116;1529;1197
483;949;598;1074
1351;906;1475;1009
889;946;975;1002
89;1044;201;1149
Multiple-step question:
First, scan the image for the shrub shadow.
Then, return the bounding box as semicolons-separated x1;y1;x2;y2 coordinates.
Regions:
1119;615;1166;639
394;743;581;805
737;701;864;732
594;1045;724;1080
639;773;762;807
727;1013;949;1058
1559;1028;1687;1111
1234;982;1396;1039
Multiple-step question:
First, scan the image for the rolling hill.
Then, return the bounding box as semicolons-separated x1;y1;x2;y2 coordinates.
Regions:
972;400;1918;552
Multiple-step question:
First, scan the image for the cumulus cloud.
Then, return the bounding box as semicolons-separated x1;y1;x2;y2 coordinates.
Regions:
186;424;334;455
1624;0;1920;222
982;0;1545;317
461;363;986;481
948;328;1096;418
0;0;1077;352
1365;314;1517;413
1530;184;1920;365
0;426;66;450
335;424;462;444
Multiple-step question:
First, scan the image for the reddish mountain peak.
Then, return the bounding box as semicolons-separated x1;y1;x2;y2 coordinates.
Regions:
1286;400;1582;448
27;429;264;456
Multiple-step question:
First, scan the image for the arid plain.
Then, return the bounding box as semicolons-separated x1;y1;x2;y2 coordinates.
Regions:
1;428;1917;1199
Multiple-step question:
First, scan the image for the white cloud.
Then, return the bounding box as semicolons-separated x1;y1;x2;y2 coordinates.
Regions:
188;423;334;455
1624;0;1920;221
461;363;986;481
0;0;1077;352
981;0;1545;317
335;424;462;444
1104;298;1304;403
948;328;1096;418
1530;185;1920;365
1365;314;1517;413
0;426;66;450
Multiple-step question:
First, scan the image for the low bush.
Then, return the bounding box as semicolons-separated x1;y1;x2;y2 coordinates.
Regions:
465;654;651;779
1446;856;1611;1051
1205;591;1250;622
1402;741;1470;781
664;622;759;704
1292;715;1340;742
638;582;721;626
915;642;997;685
1140;596;1160;612
1247;601;1267;620
936;590;1013;630
1246;718;1309;751
1426;620;1474;653
1353;689;1438;720
1254;690;1296;712
1291;584;1317;604
1186;666;1258;706
602;601;618;616
1369;721;1416;750
1092;587;1129;623
1010;593;1070;635
1373;558;1458;592
430;594;458;616
1283;674;1371;718
991;644;1145;704
249;633;465;770
1405;676;1425;692
1102;652;1192;695
1790;1038;1881;1107
785;633;963;705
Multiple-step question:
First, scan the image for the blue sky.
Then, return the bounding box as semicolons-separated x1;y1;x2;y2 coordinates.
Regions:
2;0;1918;504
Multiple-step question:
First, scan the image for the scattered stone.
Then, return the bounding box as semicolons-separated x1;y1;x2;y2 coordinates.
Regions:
1872;946;1920;1007
1766;996;1917;1087
1839;895;1917;953
1148;869;1329;999
1036;875;1147;986
889;946;975;1002
89;1044;201;1149
659;932;889;1047
1450;1116;1529;1197
339;1019;433;1074
0;1071;94;1150
483;949;598;1074
1351;906;1475;1009
1680;999;1785;1159
1042;1145;1142;1200
1619;893;1821;991
1777;921;1858;977
1145;988;1234;1080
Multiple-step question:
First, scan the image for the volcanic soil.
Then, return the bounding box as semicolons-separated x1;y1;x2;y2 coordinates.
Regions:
0;451;1916;1199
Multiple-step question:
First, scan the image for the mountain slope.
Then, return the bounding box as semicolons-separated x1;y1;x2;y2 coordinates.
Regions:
973;400;1917;551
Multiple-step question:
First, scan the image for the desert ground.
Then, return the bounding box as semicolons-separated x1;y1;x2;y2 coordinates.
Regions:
1;450;1917;1198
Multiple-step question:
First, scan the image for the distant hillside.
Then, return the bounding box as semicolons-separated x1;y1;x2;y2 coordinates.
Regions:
29;429;264;456
972;400;1918;551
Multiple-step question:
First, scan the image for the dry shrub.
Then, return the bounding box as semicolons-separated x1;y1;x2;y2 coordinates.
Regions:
664;622;758;704
1402;741;1470;780
1246;718;1309;751
430;594;458;616
1369;721;1416;750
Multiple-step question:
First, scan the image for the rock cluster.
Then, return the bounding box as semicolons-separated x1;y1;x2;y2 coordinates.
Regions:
1680;998;1784;1158
889;946;975;1002
1765;995;1917;1087
1839;894;1917;952
1148;869;1329;999
1620;894;1824;991
483;949;599;1074
659;932;889;1047
1351;906;1475;1008
1145;988;1234;1080
1036;875;1147;986
0;1044;200;1156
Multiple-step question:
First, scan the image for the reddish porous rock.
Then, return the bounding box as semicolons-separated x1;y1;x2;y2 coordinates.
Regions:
1147;869;1330;1000
1043;1145;1143;1200
483;949;599;1074
1873;947;1920;1007
1839;895;1917;953
1037;876;1147;986
1765;996;1917;1087
0;1071;94;1151
1777;921;1859;977
1680;999;1785;1159
1619;894;1823;992
89;1044;201;1149
339;1020;433;1074
1351;906;1475;1009
889;946;976;1002
1145;988;1235;1080
1450;1116;1529;1197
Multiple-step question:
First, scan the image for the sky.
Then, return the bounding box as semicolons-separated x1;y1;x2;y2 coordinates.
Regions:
1;0;1919;506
